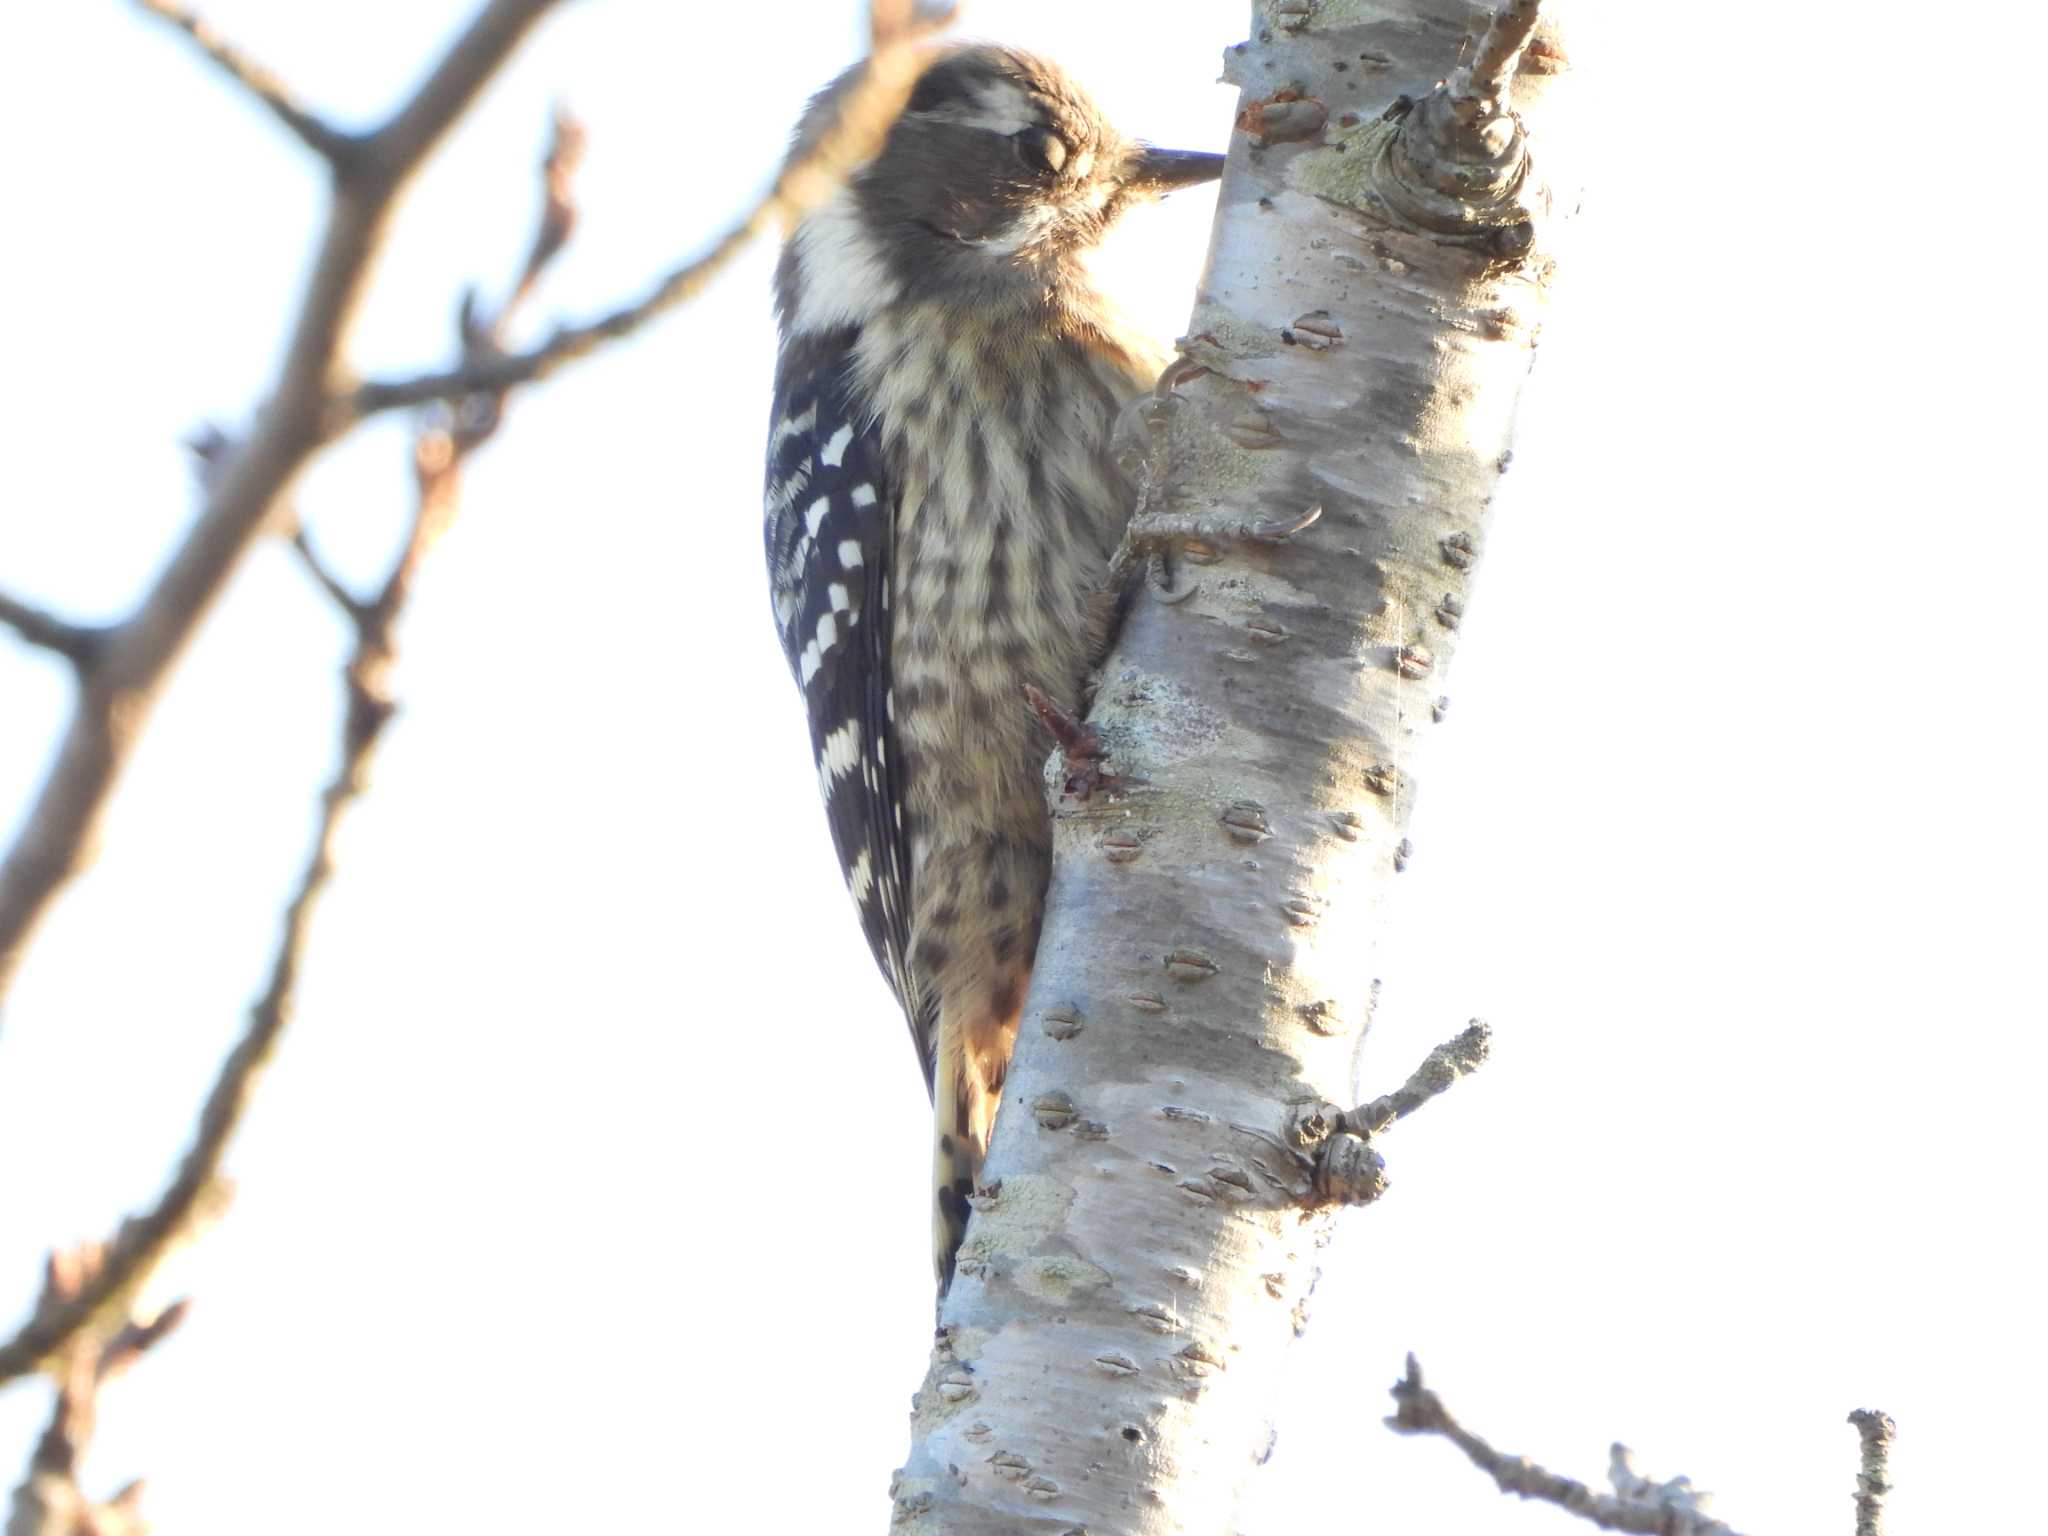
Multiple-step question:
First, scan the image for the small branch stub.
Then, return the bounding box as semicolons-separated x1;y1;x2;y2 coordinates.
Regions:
1304;1023;1488;1211
1348;1020;1491;1135
1315;1132;1386;1205
0;594;104;672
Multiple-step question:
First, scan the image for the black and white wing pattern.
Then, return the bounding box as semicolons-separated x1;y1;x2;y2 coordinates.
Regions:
764;327;930;1087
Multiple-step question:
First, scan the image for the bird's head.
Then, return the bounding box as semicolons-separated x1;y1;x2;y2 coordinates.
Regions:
779;45;1224;334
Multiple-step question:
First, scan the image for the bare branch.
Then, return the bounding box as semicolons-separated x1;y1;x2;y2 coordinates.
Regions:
132;0;353;162
0;726;349;1389
0;403;465;1396
504;105;585;320
1388;1356;1748;1536
1849;1409;1895;1536
346;1;958;422
0;592;103;672
370;1;563;185
2;0;962;1460
1347;1019;1491;1135
1451;0;1546;107
287;528;369;623
5;1246;190;1536
0;8;590;1378
0;0;563;1004
345;224;760;416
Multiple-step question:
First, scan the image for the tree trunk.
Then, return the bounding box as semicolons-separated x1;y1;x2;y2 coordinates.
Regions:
889;4;1576;1529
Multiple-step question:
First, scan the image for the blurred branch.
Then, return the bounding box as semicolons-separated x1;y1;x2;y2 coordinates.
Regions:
347;0;957;420
0;82;585;1401
1387;1355;1748;1536
1;0;959;1383
0;579;381;1388
0;594;103;673
132;0;353;161
0;0;563;1006
0;0;956;1006
287;527;370;625
5;1247;191;1536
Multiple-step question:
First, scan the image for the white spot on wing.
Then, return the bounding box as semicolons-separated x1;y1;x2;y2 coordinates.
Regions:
819;720;861;793
821;423;854;468
849;848;874;903
805;496;832;538
770;403;816;450
828;583;851;613
851;482;877;508
838;540;864;568
815;612;839;655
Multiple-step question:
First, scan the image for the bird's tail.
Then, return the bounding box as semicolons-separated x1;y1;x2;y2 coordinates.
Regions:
932;1031;1003;1291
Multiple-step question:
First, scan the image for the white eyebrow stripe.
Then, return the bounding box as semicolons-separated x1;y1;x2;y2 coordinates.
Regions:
919;78;1037;137
970;80;1036;135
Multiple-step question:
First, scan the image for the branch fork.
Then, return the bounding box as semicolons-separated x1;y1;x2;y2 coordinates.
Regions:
1389;1355;1748;1536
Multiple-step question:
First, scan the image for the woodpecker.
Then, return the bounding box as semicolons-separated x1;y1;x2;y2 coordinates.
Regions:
763;44;1223;1286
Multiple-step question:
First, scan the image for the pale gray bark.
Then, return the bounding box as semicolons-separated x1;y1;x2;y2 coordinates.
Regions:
889;3;1577;1530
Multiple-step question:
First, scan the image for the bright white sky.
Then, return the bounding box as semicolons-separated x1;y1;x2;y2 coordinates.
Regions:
1;3;2043;1533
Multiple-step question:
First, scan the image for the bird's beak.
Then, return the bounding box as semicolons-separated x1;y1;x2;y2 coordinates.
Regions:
1124;146;1227;195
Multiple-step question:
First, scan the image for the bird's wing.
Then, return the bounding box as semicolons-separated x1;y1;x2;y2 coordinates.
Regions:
764;327;933;1090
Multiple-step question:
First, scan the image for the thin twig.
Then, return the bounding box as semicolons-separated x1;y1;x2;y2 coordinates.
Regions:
1388;1355;1748;1536
347;1;958;422
1451;0;1545;107
0;694;367;1388
1345;1019;1490;1136
1848;1409;1895;1536
504;105;586;319
0;0;563;1005
287;529;369;623
0;592;103;672
0;427;466;1395
132;0;354;162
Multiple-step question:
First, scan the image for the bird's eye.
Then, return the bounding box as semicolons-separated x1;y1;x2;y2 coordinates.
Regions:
1013;129;1068;177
